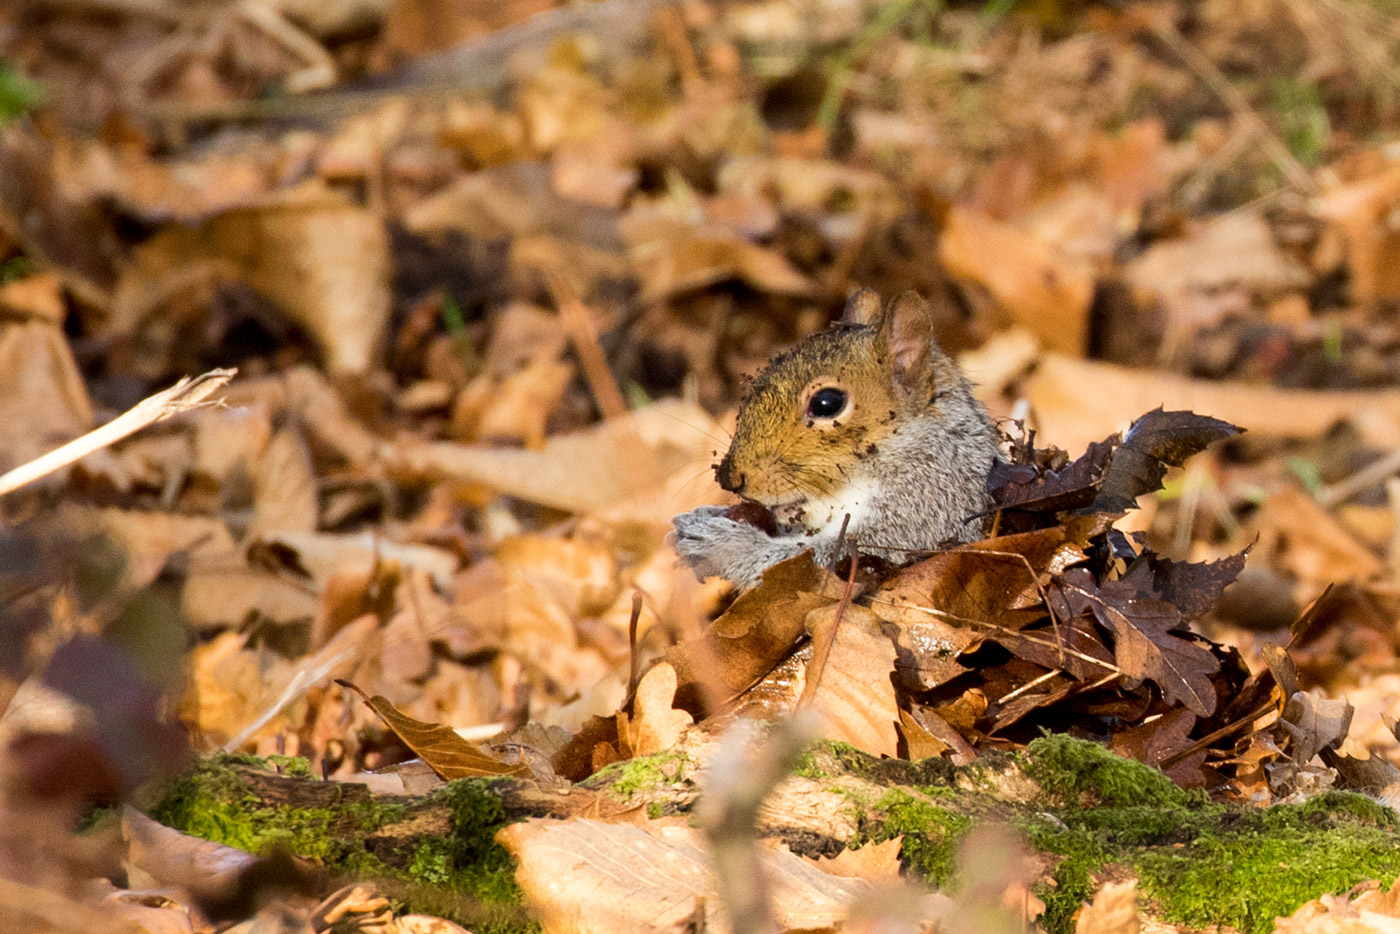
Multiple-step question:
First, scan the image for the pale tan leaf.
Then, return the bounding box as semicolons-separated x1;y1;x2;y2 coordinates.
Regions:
122;805;255;895
383;400;719;513
803;605;900;758
498;818;867;934
1022;353;1400;455
248;424;319;540
619;662;693;758
0;321;92;472
116;192;390;373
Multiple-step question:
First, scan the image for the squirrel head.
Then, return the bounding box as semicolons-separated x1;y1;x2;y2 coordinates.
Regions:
715;289;976;534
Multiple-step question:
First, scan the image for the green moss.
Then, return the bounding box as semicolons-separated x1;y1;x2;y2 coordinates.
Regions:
588;751;686;798
870;788;973;886
149;758;535;934
1025;734;1195;809
264;755;315;777
1016;814;1108;933
1136;799;1400;934
1009;738;1400;934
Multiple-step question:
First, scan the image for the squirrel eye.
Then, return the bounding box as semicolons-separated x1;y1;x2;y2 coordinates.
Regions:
806;387;848;420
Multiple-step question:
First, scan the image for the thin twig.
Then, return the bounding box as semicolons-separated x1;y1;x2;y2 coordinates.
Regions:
549;274;629;420
0;368;236;497
627;591;645;696
1316;447;1400;507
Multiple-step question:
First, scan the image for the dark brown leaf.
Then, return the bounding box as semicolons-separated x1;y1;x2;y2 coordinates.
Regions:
1092;408;1241;510
1138;550;1248;620
987;439;1114;513
1048;568;1221;716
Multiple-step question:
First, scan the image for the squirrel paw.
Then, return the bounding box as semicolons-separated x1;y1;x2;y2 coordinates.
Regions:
670;506;805;588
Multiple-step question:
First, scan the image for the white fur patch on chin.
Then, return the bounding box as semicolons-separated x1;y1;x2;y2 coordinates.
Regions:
805;481;882;543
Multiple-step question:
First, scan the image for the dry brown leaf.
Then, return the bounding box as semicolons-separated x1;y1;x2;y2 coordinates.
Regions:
181;565;319;629
494;535;620;618
383;399;719;514
180;632;294;744
802;605;900;758
498;818;866;934
1256;486;1386;587
715;155;901;222
1316;163;1400;304
1022;353;1400;454
0;321;93;472
340;681;529;779
873;521;1103;691
665;552;832;711
1124;212;1308;330
470;359;574;447
618;662;693;758
260;531;458;590
629;226;818;304
115;191;390;373
247;424;319;540
939;206;1093;356
1075;880;1140;934
64;505;239;592
1275;875;1400;934
801;837;904;882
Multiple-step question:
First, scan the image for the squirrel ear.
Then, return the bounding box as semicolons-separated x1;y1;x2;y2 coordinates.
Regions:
841;288;883;326
878;291;935;389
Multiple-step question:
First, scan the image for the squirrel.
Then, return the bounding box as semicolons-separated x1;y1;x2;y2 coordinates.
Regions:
671;288;1001;588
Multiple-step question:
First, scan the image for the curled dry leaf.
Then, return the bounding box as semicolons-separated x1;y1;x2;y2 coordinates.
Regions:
338;680;529;780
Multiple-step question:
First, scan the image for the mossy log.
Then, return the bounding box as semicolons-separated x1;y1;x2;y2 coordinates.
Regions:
147;737;1400;934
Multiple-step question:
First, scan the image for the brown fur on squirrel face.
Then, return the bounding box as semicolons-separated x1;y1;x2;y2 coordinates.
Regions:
671;289;1000;588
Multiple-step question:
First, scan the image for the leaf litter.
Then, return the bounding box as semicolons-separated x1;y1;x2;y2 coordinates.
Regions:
5;0;1400;931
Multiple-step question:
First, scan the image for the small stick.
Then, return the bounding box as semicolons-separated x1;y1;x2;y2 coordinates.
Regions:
0;368;236;497
549;274;629;420
627;590;645;696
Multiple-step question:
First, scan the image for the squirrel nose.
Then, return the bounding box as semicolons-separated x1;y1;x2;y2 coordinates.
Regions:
715;457;745;494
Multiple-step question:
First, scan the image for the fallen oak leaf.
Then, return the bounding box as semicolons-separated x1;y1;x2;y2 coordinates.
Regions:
337;680;529;779
1048;568;1221;717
